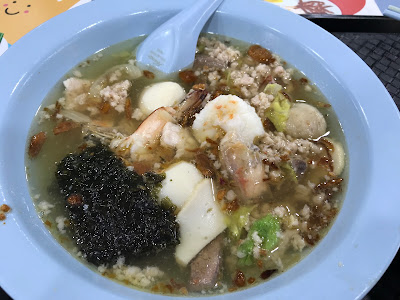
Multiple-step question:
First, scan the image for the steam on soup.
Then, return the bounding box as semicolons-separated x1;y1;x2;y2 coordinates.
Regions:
26;34;346;295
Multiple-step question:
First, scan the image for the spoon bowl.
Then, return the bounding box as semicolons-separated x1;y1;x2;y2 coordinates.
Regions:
136;0;223;73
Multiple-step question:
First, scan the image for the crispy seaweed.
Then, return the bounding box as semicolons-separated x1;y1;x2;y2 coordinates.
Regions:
55;144;179;266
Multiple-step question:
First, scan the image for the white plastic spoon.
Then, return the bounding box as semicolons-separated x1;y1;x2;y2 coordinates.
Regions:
136;0;223;74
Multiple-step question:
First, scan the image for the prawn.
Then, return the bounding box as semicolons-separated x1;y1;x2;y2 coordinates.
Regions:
110;106;176;158
190;94;267;200
220;132;269;201
110;90;207;163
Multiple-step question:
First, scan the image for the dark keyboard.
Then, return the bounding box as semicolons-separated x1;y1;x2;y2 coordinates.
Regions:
333;32;400;108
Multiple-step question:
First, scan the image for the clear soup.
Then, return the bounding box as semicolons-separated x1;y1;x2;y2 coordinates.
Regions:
26;34;347;296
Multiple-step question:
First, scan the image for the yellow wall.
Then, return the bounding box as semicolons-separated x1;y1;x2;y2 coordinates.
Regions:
0;0;81;44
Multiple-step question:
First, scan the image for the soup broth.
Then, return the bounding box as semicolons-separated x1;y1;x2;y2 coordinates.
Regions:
26;34;347;296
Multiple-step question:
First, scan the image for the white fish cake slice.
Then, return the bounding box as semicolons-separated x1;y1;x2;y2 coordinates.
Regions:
326;138;345;175
158;161;203;208
175;179;226;266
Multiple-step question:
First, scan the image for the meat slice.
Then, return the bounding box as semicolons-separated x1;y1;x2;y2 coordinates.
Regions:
189;235;223;292
193;55;227;70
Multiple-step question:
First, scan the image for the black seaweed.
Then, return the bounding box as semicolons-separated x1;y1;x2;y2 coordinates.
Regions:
55;144;179;266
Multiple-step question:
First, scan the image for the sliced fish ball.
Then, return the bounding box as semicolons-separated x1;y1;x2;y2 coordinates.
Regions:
175;179;226;266
158;161;203;208
327;138;345;175
192;94;264;144
139;82;186;116
285;103;327;139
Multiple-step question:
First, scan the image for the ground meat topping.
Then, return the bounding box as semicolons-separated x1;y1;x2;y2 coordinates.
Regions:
99;80;132;113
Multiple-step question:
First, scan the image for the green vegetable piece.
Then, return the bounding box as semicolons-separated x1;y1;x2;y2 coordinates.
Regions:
264;83;282;96
226;206;255;240
238;239;254;266
280;162;298;183
238;214;281;266
249;215;280;251
265;92;291;132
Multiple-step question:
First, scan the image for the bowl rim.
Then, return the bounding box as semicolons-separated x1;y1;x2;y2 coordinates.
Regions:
1;0;400;299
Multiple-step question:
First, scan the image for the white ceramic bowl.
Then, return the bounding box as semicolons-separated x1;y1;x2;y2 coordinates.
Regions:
1;0;400;299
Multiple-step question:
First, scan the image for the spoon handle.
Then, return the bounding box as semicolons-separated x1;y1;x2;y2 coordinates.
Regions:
136;0;223;73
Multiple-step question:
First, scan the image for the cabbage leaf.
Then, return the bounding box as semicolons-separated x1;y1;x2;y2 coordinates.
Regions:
238;214;281;266
250;214;280;250
264;83;282;96
265;92;291;132
226;206;255;240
